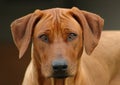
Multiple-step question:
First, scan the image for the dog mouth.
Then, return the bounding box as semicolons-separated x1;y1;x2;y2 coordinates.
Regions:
49;71;73;79
52;73;68;79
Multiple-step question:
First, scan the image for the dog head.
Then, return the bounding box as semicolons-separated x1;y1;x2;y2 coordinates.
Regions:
11;7;104;78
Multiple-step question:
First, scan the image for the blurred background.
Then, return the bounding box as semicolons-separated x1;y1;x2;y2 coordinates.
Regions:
0;0;120;85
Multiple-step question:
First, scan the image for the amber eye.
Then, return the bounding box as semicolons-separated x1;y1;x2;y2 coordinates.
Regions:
39;34;49;43
67;33;77;41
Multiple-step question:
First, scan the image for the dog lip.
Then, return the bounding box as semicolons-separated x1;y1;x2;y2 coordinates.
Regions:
52;73;69;79
50;71;72;79
46;74;74;79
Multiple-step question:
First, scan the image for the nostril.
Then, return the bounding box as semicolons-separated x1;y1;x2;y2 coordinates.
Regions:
53;65;59;70
62;64;67;70
52;59;68;71
53;64;68;71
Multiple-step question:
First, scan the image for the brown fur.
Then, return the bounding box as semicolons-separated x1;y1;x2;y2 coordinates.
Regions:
10;7;120;85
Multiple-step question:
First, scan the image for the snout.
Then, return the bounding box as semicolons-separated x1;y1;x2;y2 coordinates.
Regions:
52;59;68;78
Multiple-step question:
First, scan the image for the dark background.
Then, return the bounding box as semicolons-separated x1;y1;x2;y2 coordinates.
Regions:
0;0;120;85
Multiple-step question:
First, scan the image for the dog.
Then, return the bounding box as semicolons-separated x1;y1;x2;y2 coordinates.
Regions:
10;7;120;85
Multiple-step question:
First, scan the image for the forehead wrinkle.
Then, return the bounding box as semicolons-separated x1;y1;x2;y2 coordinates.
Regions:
47;9;62;39
50;8;81;39
36;9;78;39
35;9;60;39
60;13;82;35
53;9;71;36
34;13;53;36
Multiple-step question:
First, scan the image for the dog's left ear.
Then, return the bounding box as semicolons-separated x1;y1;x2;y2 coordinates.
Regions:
69;7;104;55
11;10;43;58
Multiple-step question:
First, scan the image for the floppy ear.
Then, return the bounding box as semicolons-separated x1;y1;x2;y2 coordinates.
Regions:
70;7;104;55
11;10;43;58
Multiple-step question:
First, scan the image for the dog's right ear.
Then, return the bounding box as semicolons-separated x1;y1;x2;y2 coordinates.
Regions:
11;10;43;58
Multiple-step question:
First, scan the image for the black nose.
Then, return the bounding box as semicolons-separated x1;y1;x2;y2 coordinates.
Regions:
52;59;68;72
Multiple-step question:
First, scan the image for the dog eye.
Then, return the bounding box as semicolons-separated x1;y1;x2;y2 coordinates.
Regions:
39;34;49;43
67;33;77;41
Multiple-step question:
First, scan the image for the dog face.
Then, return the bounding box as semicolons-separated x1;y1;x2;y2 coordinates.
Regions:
11;7;104;78
33;9;83;78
